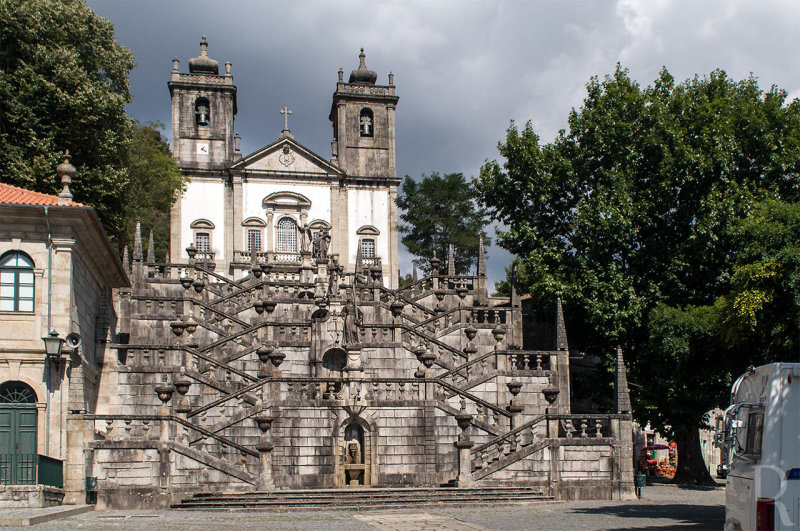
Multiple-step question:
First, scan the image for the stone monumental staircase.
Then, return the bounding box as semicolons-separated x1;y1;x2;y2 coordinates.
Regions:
172;485;552;511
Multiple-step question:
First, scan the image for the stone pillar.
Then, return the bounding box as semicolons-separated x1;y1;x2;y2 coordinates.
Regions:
344;345;363;377
254;414;275;490
454;409;474;486
265;210;274;252
63;412;91;504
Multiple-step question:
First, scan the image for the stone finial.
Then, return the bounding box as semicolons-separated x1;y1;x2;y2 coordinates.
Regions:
338;68;344;83
146;231;155;263
477;236;487;276
164;250;170;265
355;240;363;271
555;296;568;349
511;262;520;307
56;150;76;205
388;72;394;86
348;47;378;85
172;58;179;72
225;62;232;76
615;346;632;414
447;244;456;276
200;35;208;55
133;222;143;261
234;133;241;153
412;262;418;282
122;245;130;275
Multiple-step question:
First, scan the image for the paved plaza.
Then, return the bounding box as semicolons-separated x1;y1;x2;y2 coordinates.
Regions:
19;484;724;530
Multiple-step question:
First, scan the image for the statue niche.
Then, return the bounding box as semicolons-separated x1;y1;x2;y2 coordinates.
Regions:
343;423;366;486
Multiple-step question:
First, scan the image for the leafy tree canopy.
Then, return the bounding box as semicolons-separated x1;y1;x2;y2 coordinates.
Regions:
396;172;490;275
0;0;134;242
477;65;800;484
122;122;187;260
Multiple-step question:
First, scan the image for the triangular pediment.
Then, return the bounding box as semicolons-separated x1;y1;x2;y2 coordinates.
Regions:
231;137;344;176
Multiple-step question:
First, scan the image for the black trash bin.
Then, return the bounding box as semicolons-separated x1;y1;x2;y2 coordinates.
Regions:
85;476;97;505
635;473;646;499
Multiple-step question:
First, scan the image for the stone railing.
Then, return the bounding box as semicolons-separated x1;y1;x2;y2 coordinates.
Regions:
470;414;615;472
471;415;547;472
86;413;259;457
232;250;302;265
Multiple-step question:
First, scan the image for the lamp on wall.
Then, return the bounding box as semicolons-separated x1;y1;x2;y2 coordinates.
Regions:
42;330;65;361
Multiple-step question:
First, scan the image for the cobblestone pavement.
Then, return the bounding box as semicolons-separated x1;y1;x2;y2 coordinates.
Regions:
28;484;724;531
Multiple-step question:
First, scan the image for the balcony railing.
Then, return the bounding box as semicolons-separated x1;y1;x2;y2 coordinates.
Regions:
0;454;63;488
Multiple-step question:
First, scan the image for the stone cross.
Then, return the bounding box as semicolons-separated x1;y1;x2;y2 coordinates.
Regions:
280;106;293;131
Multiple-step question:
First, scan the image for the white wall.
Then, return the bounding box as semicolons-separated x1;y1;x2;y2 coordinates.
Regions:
180;181;226;256
347;189;389;263
242;182;331;224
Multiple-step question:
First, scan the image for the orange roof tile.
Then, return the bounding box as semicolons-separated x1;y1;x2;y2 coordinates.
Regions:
0;182;83;207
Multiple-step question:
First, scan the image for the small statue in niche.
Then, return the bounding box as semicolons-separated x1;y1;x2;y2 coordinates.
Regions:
346;441;362;465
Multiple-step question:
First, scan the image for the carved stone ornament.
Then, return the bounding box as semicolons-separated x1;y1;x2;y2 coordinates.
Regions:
279;145;295;167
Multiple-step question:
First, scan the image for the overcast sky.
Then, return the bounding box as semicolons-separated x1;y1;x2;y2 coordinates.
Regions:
87;0;800;290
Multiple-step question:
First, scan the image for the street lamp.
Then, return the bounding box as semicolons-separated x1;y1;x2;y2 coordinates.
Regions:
42;330;65;361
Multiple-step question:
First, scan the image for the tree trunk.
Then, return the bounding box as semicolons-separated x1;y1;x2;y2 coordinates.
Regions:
672;427;716;486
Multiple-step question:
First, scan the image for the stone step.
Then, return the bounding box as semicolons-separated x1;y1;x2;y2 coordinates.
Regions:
174;496;553;511
182;492;548;503
173;486;553;510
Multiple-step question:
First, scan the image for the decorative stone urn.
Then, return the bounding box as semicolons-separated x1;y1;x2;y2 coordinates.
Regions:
154;384;174;404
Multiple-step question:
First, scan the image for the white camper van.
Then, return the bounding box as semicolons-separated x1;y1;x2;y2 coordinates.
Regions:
717;363;800;531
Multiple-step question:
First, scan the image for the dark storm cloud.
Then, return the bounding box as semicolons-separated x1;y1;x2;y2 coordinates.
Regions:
88;0;800;290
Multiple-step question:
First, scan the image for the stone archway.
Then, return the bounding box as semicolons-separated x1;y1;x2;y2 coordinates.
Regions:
332;411;376;488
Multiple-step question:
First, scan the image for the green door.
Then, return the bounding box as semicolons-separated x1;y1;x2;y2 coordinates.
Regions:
0;381;38;484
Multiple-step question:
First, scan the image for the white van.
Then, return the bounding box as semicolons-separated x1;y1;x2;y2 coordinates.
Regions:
717;363;800;531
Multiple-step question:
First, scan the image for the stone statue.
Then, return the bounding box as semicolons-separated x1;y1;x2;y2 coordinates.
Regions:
329;258;340;296
299;223;312;253
315;228;330;260
346;441;362;464
342;297;361;345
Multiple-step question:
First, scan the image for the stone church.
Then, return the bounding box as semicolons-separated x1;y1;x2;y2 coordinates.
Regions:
0;38;634;510
168;37;399;288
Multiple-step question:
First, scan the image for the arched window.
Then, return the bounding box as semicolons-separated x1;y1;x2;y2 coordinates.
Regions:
0;251;34;312
276;217;298;253
359;108;374;137
195;97;210;127
0;381;37;404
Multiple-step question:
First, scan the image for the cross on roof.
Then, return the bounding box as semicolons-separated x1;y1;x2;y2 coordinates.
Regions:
280;106;293;131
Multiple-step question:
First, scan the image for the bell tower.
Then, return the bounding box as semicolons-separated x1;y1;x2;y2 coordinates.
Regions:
168;36;237;169
329;49;398;177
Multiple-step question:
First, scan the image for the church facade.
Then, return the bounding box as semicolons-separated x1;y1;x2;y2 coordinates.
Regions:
168;38;400;287
1;39;635;510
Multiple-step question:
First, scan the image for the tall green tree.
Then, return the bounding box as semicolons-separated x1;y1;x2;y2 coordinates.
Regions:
477;66;800;484
122;123;187;260
396;172;490;274
0;0;134;242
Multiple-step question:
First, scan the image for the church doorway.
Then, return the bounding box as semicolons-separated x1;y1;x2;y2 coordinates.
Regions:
0;381;38;484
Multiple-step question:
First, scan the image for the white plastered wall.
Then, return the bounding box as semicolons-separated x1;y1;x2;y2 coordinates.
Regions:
180;181;226;256
347;188;389;264
242;182;332;249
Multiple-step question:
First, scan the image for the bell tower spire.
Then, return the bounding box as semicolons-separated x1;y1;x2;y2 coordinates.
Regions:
329;48;398;177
